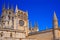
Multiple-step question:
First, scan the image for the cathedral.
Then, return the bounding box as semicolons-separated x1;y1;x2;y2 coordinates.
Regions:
0;4;60;40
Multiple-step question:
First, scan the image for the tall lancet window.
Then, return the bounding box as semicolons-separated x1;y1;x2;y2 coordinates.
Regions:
9;12;11;17
0;32;3;37
12;17;14;29
8;15;10;20
10;33;12;37
5;14;9;21
16;18;19;29
17;11;20;18
9;12;11;14
3;23;5;28
24;13;27;20
20;12;23;19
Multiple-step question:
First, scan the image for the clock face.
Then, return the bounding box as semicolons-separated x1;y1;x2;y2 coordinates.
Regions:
19;20;24;26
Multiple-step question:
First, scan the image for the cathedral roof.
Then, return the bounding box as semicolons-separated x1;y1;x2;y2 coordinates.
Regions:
29;28;60;36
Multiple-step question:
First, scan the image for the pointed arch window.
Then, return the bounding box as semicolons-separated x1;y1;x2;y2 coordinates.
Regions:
24;13;27;20
9;12;11;14
10;33;12;37
0;32;3;37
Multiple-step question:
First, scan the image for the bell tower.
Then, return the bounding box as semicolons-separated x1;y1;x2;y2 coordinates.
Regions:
15;5;29;36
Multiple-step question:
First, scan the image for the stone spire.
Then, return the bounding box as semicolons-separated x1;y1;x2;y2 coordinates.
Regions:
53;11;58;29
8;3;9;9
53;11;59;40
2;3;5;10
29;21;32;30
11;5;14;11
34;22;39;31
54;11;57;20
15;5;18;13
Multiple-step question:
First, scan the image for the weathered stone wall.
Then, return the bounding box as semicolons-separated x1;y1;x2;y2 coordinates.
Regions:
58;30;60;38
0;29;36;40
28;31;53;40
0;29;26;40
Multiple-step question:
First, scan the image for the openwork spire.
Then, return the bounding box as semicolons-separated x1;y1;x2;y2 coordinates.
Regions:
29;21;32;30
2;3;5;10
34;22;39;31
8;3;9;9
34;22;38;28
15;5;18;13
11;5;14;11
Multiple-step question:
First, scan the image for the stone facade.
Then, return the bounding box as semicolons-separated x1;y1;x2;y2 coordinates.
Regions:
0;4;60;40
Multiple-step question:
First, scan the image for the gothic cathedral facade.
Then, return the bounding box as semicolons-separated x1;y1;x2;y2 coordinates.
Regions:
0;4;60;40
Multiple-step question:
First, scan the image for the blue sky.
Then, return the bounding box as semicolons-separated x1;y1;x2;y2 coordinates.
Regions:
0;0;60;31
